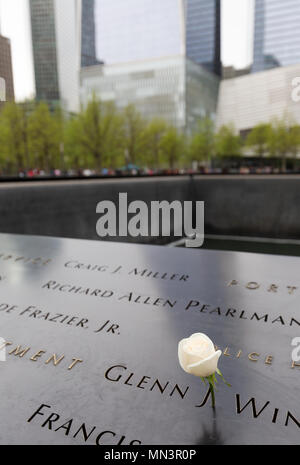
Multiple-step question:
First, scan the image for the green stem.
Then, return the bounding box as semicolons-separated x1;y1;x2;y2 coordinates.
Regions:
209;381;215;408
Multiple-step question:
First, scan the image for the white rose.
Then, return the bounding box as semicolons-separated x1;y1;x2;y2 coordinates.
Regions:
178;333;222;378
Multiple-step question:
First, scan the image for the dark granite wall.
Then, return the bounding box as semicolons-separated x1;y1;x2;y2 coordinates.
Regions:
0;175;299;242
191;176;300;239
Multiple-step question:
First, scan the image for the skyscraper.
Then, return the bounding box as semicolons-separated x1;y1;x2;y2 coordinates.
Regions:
30;0;60;103
81;0;99;66
94;0;221;76
186;0;221;75
252;0;300;73
30;0;93;112
0;34;15;102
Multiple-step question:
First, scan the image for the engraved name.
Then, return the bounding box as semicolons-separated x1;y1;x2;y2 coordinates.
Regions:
28;404;141;445
64;261;189;282
105;364;189;400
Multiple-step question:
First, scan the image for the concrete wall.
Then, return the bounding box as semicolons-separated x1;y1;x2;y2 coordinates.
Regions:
0;175;299;242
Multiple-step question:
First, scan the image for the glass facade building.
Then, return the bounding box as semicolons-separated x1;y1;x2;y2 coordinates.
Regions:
186;0;221;75
30;0;221;119
252;0;300;73
81;0;221;132
81;0;99;67
30;0;60;102
80;56;219;134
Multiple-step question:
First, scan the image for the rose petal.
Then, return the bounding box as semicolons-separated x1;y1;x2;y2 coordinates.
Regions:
188;333;215;351
178;338;189;372
187;350;222;378
182;333;215;364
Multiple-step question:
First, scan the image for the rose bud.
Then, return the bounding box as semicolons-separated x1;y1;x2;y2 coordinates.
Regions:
178;333;222;378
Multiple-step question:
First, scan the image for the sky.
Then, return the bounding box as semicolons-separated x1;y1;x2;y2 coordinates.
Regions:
0;0;255;101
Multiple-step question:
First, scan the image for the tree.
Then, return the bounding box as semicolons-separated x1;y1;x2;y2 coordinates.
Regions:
28;102;60;171
122;104;145;165
75;96;124;171
289;125;300;159
160;126;184;169
0;102;28;173
215;124;242;157
189;117;215;165
246;123;272;157
267;116;300;171
142;118;167;169
52;106;66;171
64;115;86;170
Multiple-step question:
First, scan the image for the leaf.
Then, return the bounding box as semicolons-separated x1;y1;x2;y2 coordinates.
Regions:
216;369;231;387
200;377;207;385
